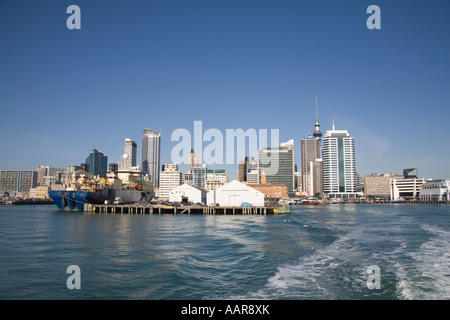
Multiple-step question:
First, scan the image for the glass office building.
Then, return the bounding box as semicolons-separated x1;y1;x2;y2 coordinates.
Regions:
85;149;108;178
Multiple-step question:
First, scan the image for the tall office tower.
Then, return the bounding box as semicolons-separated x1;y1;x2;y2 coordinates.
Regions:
85;149;108;177
159;163;182;200
322;123;356;198
123;138;137;170
258;139;295;194
188;149;202;173
301;136;323;195
142;129;161;188
301;136;321;176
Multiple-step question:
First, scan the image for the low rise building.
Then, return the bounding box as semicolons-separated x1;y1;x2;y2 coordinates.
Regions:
419;180;450;202
364;173;403;199
206;180;264;206
169;183;207;204
390;177;430;201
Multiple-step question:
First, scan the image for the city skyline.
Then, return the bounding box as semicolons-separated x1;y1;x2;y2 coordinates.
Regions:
0;1;449;179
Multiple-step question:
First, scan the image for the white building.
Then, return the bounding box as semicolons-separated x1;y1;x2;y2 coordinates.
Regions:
322;124;357;199
419;180;450;202
159;164;182;200
206;180;264;206
169;183;207;204
390;177;430;201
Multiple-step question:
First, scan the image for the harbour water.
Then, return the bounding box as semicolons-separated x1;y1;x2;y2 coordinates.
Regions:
1;204;449;300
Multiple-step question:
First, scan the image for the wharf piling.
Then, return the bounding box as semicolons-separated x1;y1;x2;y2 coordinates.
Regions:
83;204;290;215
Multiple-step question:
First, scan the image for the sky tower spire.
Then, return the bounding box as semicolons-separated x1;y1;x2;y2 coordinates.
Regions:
313;94;322;139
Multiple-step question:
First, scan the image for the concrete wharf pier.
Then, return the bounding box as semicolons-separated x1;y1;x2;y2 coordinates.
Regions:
83;203;289;215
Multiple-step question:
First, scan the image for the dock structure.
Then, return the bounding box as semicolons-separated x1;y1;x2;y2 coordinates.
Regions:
83;203;290;215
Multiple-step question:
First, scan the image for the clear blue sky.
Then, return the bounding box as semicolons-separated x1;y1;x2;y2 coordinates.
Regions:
1;0;449;179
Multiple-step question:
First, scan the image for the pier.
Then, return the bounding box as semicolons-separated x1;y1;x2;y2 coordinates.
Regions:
83;203;290;215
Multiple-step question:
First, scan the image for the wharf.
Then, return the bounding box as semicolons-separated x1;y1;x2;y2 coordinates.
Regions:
84;203;290;215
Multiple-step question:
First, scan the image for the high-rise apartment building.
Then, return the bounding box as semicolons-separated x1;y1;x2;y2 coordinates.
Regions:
85;149;108;177
258;139;295;194
322;124;357;198
142;129;161;188
123;138;137;170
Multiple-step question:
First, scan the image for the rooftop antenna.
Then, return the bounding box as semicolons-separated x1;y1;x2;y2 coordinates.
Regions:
332;119;335;131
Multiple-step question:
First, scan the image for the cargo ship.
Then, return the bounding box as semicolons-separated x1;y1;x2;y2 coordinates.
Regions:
49;164;155;211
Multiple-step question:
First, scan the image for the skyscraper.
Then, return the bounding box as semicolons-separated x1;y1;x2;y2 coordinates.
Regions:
142;129;161;188
85;149;108;177
123;138;137;170
322;123;356;199
258;139;295;194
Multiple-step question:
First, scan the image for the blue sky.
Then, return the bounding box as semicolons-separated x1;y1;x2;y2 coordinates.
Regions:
0;0;449;179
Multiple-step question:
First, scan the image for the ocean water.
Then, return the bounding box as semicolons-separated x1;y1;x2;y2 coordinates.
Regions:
0;204;449;300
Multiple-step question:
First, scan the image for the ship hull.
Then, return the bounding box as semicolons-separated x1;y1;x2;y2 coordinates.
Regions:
49;189;153;211
66;191;77;210
49;190;67;210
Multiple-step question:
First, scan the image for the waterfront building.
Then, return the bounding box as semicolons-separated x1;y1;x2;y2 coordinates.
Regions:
193;165;207;189
159;163;182;200
363;173;403;199
169;183;207;204
322;123;357;199
85;149;108;178
258;139;295;194
390;177;431;201
123;138;137;170
247;172;288;200
0;170;38;195
142;128;161;188
206;180;264;206
419;180;450;202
